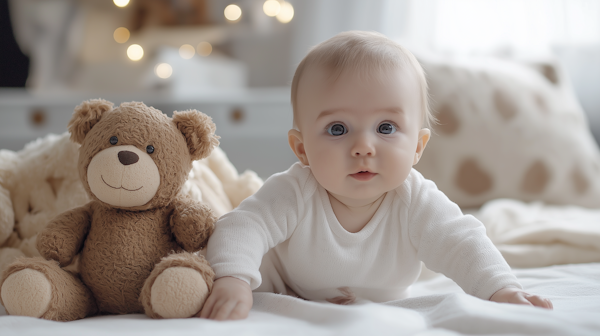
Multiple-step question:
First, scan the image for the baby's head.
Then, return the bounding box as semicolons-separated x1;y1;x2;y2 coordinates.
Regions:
288;31;433;203
291;31;434;131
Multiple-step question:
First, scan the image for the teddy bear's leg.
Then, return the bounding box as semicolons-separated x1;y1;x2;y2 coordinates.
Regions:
140;252;214;319
0;257;97;321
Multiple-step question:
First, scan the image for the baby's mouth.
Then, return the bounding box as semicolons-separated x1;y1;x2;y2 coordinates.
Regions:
350;171;377;181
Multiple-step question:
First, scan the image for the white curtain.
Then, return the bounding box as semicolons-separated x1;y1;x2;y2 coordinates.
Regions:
290;0;393;66
396;0;600;55
384;0;600;133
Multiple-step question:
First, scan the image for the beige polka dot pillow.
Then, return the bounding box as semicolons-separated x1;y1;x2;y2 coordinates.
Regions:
415;55;600;209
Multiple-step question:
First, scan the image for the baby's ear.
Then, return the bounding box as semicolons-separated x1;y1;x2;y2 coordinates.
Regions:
68;99;114;144
413;128;431;165
288;129;309;165
172;110;220;161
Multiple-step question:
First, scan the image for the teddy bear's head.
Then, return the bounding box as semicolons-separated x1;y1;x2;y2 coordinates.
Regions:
67;99;219;211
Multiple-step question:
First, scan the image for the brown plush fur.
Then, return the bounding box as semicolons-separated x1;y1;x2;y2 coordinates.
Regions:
1;100;219;320
36;203;93;267
0;257;97;321
68;99;114;145
170;196;216;251
140;252;215;319
173;110;220;161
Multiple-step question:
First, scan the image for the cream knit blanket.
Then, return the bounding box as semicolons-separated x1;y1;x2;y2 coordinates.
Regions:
477;199;600;267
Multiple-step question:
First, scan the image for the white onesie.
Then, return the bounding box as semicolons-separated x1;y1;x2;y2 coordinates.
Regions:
206;163;521;303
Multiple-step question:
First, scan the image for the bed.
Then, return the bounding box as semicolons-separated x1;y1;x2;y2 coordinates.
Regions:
2;261;599;335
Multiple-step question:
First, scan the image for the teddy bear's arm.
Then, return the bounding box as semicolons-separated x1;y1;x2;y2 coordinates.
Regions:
170;197;217;252
36;202;93;267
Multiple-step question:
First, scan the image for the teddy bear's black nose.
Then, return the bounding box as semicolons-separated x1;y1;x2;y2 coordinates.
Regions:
118;151;139;166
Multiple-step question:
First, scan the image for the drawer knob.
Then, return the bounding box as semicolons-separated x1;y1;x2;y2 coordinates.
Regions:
30;108;47;127
230;108;244;123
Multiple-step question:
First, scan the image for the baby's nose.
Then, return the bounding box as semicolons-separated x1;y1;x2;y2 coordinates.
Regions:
353;149;373;157
118;151;139;165
351;137;375;156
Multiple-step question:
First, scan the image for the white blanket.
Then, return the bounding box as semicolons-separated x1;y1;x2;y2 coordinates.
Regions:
477;199;600;267
2;262;599;335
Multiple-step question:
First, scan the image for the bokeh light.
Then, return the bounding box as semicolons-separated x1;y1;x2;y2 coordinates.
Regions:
127;44;144;61
224;4;242;22
155;63;173;79
179;44;196;59
263;0;281;17
113;0;130;7
113;27;130;44
197;42;213;56
276;1;294;23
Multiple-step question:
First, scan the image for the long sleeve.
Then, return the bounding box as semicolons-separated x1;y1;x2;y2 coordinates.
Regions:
206;164;311;289
406;171;522;300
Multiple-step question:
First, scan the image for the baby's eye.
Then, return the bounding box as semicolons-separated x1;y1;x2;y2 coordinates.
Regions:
378;123;396;134
327;123;347;136
109;136;118;145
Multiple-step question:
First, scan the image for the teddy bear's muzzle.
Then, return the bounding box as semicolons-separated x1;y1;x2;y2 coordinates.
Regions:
87;145;161;208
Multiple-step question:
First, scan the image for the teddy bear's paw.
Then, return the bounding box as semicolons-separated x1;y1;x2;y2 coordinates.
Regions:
1;269;52;317
150;267;209;319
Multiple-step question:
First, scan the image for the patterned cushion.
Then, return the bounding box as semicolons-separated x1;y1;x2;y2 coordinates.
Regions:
415;56;600;208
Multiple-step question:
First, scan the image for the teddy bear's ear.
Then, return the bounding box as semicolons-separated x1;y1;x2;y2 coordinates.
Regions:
172;110;220;161
68;99;114;144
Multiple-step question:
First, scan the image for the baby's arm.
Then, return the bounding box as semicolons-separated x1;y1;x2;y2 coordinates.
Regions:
201;167;307;320
407;173;552;308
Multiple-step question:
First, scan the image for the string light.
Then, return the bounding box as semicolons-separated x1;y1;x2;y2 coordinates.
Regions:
263;0;281;17
277;1;294;23
113;27;130;43
179;44;195;59
127;44;144;61
197;42;213;56
224;4;242;21
155;63;173;79
113;0;130;7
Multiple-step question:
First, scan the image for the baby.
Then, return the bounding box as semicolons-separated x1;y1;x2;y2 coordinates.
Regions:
200;31;553;320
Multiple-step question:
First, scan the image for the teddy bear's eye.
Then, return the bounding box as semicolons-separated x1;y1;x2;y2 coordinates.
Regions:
109;136;118;145
146;145;154;154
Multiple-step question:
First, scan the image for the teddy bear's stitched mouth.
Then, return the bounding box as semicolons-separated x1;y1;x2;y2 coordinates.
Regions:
101;175;143;192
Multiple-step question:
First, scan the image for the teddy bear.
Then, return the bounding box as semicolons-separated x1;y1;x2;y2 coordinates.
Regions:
0;132;262;277
0;99;222;321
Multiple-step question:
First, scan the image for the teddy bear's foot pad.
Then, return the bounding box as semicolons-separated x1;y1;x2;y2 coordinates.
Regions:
1;269;51;317
151;267;209;318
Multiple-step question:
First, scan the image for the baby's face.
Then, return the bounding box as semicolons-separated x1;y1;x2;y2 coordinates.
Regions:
291;65;429;203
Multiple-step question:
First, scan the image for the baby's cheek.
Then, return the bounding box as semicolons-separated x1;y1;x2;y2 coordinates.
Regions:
313;164;342;190
385;151;413;181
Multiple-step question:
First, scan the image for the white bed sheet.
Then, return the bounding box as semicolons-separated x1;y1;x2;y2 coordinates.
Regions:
1;262;599;336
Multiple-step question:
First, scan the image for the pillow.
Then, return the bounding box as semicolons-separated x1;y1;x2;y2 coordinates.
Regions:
414;55;600;208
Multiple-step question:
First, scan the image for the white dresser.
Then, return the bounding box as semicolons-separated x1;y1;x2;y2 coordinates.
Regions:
0;88;297;179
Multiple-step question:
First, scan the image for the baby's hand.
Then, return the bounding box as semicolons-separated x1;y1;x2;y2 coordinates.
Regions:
489;287;553;309
198;276;253;320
